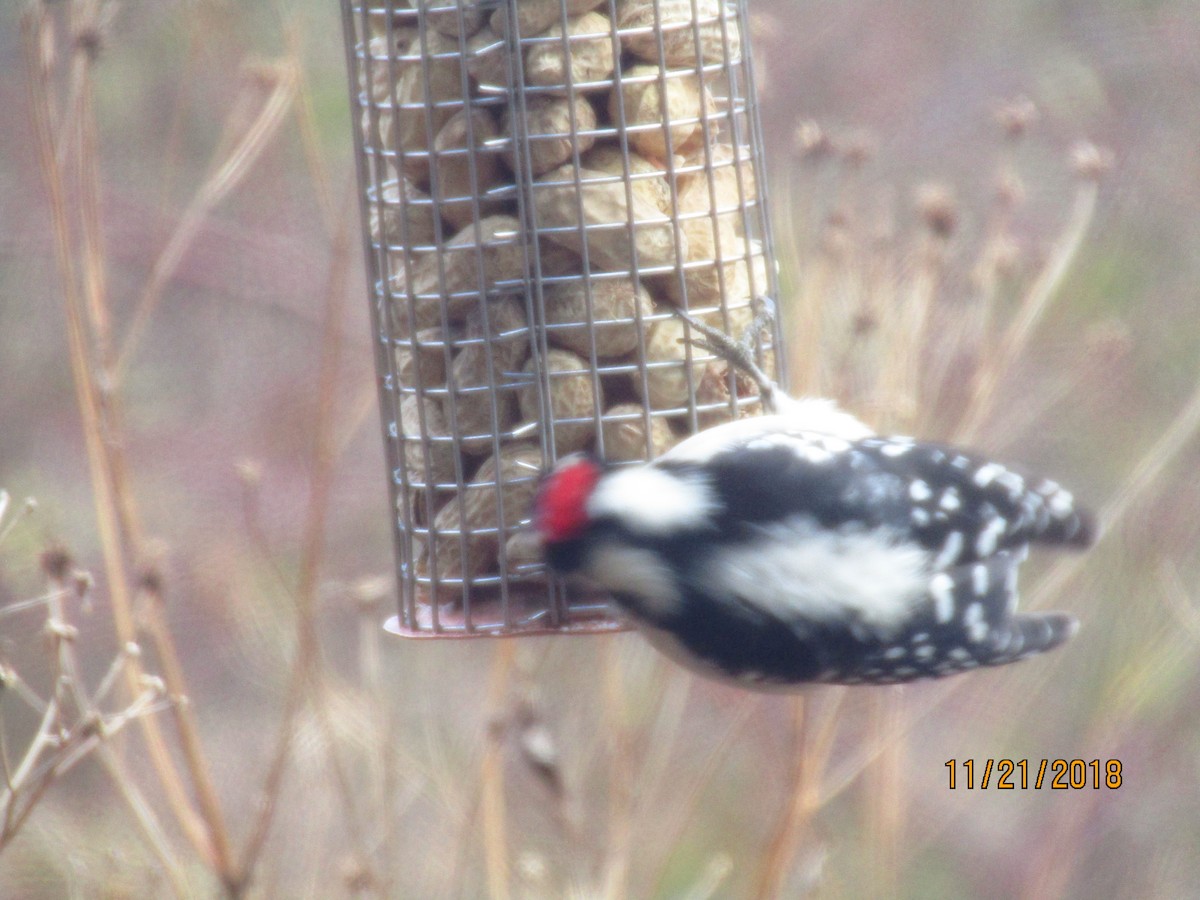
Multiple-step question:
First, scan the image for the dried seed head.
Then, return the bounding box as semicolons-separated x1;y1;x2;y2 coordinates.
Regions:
350;575;391;612
793;119;832;160
40;545;73;582
73;571;94;600
915;183;958;238
137;540;170;598
1070;141;1114;181
339;856;378;894
138;564;164;597
838;131;876;168
235;458;264;486
994;169;1026;210
990;234;1023;278
995;95;1038;140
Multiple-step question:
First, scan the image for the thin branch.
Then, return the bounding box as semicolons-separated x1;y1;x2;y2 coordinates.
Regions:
22;6;219;866
955;177;1099;443
115;59;299;380
235;196;361;892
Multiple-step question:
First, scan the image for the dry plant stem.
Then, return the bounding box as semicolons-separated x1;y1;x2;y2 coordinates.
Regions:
22;6;231;876
1021;614;1194;900
156;8;200;221
44;575;190;900
955;179;1099;443
685;856;735;900
334;380;384;460
629;665;692;826
236;201;361;892
648;695;761;897
752;689;844;900
751;696;808;900
72;26;148;554
776;166;828;395
1158;562;1200;642
76;65;233;846
286;203;377;880
924;177;1016;420
1032;368;1200;609
878;233;944;432
791;246;833;396
865;690;905;899
600;638;635;900
115;59;299;381
2;692;171;847
481;640;516;900
284;18;336;236
0;574;184;897
136;578;233;893
1;693;60;840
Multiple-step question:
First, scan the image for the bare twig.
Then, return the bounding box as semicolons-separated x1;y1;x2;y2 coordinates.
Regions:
115;59;299;380
481;641;516;900
22;6;225;871
235;196;366;893
0;550;183;898
955;173;1100;443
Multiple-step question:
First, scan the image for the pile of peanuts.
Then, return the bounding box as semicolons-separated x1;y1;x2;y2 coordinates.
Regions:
355;0;776;602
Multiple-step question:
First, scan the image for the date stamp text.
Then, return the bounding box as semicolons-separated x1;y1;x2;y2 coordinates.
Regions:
944;758;1123;790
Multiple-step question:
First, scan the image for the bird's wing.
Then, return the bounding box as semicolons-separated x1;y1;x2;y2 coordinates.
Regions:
659;430;1094;567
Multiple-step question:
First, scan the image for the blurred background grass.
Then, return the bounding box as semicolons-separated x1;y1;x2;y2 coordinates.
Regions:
1;0;1199;897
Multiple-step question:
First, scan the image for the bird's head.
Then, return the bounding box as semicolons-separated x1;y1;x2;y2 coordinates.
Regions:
532;454;607;573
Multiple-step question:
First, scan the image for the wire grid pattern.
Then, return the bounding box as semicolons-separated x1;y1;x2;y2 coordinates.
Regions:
339;0;783;636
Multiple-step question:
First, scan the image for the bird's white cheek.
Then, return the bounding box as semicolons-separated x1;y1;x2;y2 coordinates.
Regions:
583;542;682;620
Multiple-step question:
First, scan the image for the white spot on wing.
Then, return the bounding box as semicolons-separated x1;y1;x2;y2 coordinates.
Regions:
939;488;961;512
964;601;988;642
934;531;964;569
1048;489;1075;517
975;516;1007;556
702;518;931;637
973;462;1005;488
971;564;989;596
996;470;1026;501
930;573;955;623
588;466;715;535
909;480;932;502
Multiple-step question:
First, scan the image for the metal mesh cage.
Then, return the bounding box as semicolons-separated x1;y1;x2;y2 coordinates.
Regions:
339;0;784;637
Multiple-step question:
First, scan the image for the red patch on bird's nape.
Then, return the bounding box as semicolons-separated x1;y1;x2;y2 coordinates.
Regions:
534;455;603;544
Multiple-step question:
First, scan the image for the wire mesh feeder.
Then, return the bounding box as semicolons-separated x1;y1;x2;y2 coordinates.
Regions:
340;0;785;637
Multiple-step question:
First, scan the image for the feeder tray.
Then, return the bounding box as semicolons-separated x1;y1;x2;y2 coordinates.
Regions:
339;0;785;637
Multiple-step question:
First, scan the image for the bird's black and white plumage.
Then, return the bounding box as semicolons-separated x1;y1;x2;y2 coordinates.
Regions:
533;398;1094;688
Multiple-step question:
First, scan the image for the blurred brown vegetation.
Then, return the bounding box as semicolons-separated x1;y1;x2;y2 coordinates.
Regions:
2;1;1199;897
